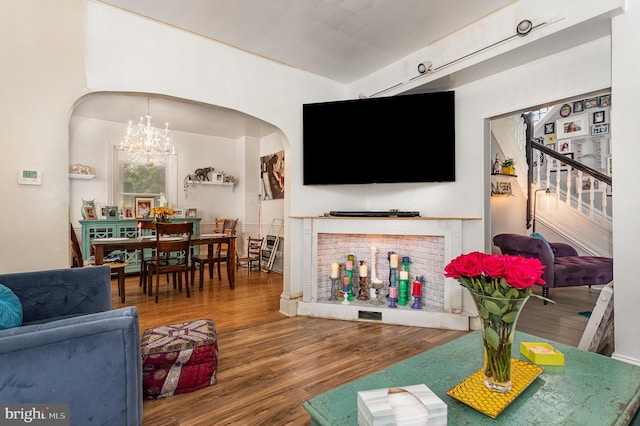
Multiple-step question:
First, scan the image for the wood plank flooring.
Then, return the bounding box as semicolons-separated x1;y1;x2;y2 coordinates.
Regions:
110;266;601;425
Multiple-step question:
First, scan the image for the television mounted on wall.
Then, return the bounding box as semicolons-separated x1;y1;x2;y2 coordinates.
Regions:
302;91;455;185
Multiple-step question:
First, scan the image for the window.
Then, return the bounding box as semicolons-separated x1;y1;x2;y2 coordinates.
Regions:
111;148;177;211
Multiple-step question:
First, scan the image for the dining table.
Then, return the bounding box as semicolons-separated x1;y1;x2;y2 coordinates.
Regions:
91;233;237;302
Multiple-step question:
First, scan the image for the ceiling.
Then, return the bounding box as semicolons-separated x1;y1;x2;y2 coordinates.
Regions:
74;0;514;138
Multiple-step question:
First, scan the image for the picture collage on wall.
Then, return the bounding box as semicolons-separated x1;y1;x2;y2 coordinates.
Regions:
540;94;611;177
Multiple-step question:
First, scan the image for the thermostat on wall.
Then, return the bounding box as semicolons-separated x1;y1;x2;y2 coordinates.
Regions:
18;169;42;185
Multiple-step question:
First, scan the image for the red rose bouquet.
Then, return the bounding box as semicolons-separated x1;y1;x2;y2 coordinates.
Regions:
445;252;551;391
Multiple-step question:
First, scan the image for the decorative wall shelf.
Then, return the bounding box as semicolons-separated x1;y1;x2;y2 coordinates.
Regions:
69;174;95;180
491;173;518;177
186;180;232;186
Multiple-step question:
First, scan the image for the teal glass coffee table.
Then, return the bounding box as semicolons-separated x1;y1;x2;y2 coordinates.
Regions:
303;331;640;425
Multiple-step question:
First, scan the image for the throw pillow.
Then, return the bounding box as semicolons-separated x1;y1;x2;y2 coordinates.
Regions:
0;284;23;329
530;232;555;261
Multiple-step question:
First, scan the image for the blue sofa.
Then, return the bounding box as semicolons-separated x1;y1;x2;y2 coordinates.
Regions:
0;266;143;426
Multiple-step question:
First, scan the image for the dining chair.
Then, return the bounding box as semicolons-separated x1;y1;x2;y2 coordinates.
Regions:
191;218;238;287
137;220;156;294
69;223;129;302
147;222;193;303
237;236;263;272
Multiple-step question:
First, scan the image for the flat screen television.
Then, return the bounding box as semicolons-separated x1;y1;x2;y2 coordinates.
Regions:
303;91;455;185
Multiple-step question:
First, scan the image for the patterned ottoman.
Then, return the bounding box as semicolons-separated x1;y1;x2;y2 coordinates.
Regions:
141;318;218;399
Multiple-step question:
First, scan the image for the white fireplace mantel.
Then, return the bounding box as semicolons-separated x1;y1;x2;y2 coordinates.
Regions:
292;216;480;331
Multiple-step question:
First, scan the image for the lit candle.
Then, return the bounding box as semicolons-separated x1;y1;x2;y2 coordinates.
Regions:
413;281;421;296
389;286;398;298
390;254;398;268
346;260;353;271
342;276;350;292
399;270;408;280
330;263;339;278
359;263;367;277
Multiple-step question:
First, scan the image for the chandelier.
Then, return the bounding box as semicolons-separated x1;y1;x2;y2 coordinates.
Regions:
117;98;176;165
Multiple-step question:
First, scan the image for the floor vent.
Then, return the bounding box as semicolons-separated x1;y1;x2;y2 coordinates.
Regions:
358;311;382;321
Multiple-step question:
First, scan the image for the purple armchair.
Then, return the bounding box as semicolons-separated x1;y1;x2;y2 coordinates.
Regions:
493;233;613;302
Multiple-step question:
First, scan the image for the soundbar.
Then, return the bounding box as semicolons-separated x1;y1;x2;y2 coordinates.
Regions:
329;210;420;218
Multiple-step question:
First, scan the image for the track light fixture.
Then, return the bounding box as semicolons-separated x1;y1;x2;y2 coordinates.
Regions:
516;19;533;36
417;60;433;74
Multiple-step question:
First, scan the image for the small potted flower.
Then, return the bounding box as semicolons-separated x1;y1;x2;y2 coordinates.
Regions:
150;207;176;223
501;158;516;175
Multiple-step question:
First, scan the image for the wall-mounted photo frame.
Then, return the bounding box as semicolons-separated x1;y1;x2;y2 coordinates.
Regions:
186;208;198;218
607;156;613;176
581;178;601;193
573;100;584;113
554;152;574;172
83;206;98;220
559;104;572;117
556;114;589;139
172;208;185;218
593;110;605;124
544;122;555;135
134;197;154;219
558;140;572;153
591;123;609;135
105;205;119;219
599;94;611;107
584;97;600;109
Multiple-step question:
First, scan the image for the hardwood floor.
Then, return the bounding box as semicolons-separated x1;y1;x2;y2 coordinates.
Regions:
110;266;601;425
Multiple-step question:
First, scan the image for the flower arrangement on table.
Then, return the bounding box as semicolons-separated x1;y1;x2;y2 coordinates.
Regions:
444;252;551;391
150;207;176;223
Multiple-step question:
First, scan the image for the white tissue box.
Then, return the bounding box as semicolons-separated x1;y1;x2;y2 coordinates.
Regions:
357;384;447;426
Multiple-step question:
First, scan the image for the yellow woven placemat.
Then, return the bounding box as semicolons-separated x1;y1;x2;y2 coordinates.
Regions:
446;358;543;418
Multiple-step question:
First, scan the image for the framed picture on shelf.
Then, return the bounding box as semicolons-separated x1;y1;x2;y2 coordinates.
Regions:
123;206;134;219
556;114;589;139
573;100;584;113
134;197;154;219
544;122;555;134
496;181;512;196
600;94;611;107
104;205;118;219
172;208;185;218
186;208;198;218
591;123;609;135
593;110;605;124
83;206;98;220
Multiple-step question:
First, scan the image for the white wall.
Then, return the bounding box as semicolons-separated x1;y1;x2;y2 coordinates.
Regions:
3;0;640;363
611;1;640;365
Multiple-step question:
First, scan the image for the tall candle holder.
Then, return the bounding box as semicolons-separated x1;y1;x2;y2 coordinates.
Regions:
341;277;350;305
329;263;341;301
411;280;422;309
398;270;409;306
388;285;398;309
370;281;385;305
346;254;355;301
401;256;411;305
329;277;339;301
357;260;369;300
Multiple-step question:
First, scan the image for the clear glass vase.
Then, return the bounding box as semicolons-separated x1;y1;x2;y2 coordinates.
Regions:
470;291;529;392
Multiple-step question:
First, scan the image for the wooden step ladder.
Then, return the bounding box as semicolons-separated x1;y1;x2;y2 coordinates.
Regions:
261;219;283;272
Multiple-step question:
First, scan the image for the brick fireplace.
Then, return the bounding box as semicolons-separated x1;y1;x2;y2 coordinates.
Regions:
295;216;476;331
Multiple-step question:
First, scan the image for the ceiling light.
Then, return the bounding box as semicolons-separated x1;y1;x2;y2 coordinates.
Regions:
117;98;176;165
516;20;533;36
417;61;433;74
